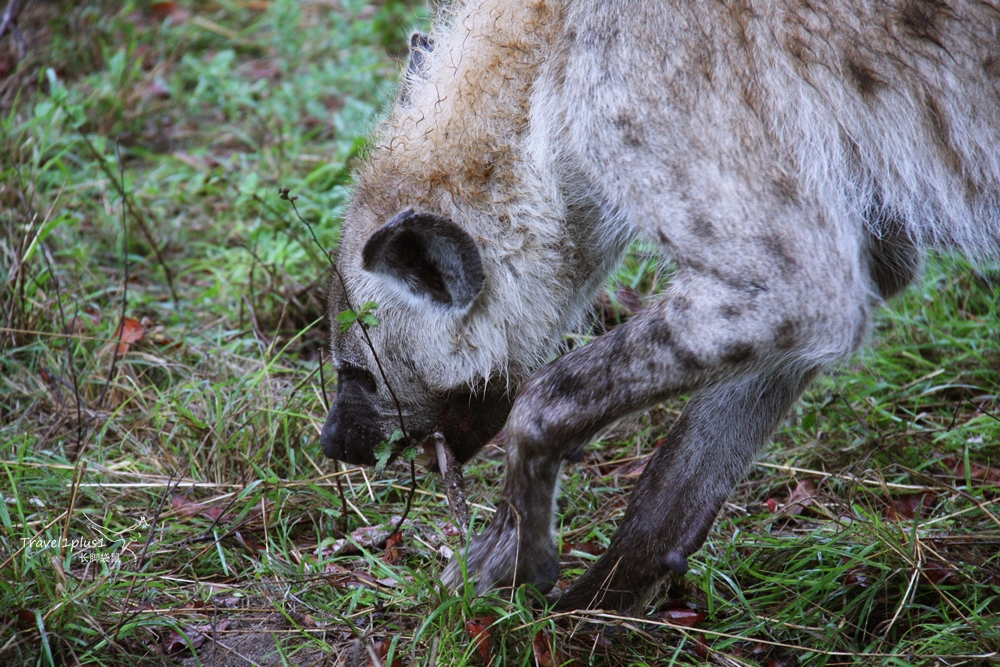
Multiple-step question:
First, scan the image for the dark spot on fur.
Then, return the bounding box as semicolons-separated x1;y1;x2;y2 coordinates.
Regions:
674;346;705;372
648;321;703;372
772;173;798;204
547;366;585;399
845;56;886;99
689;215;716;239
925;94;964;175
614;111;643;148
897;0;952;48
651;322;673;347
761;235;797;272
671;295;692;313
707;267;767;294
722;343;755;365
774;318;798;350
983;55;1000;79
720;304;742;319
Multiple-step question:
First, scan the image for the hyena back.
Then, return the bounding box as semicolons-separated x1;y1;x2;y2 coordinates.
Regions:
321;0;1000;612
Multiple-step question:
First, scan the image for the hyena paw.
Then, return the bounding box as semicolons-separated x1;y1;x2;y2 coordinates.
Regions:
554;550;672;613
441;507;558;596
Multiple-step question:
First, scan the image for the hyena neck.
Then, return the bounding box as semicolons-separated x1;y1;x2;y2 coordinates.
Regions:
371;0;566;203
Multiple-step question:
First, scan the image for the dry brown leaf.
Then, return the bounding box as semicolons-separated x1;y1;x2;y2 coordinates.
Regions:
101;317;145;357
466;616;494;662
885;493;935;521
532;630;554;667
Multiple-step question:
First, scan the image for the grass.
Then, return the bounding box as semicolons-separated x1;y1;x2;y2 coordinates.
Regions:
0;1;998;665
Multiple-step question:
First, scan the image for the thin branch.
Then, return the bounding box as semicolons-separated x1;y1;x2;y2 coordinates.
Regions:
93;142;129;414
68;115;180;307
320;348;350;536
112;472;181;642
279;189;419;531
0;0;30;60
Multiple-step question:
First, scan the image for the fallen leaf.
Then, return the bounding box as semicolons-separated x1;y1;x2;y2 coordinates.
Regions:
922;561;958;585
213;596;242;608
885;493;934;521
323;520;412;557
383;531;403;564
940;455;1000;486
657;603;704;628
150;1;191;21
605;454;652;478
532;630;555;667
199;507;229;522
139;78;171;100
164;621;228;655
842;566;870;588
786;479;819;514
693;632;709;658
466;616;494;662
171;494;199;516
13;609;34;631
350;571;398;589
101;317;146;357
69;311;100;332
369;640;391;667
614;284;643;314
234;532;266;553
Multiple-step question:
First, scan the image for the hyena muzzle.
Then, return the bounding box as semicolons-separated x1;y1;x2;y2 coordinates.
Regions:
320;0;1000;612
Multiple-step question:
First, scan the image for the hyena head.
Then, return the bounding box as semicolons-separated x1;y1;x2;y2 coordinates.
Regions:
320;1;624;466
321;194;518;466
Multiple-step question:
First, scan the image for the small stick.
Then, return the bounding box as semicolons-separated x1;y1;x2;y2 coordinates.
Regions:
0;0;30;59
431;432;470;544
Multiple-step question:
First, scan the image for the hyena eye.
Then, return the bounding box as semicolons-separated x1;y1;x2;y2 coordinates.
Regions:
338;365;377;393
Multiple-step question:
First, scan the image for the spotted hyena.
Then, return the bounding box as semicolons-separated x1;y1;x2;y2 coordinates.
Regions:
320;0;1000;612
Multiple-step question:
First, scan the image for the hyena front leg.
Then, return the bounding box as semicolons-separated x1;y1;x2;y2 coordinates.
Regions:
555;366;817;612
440;434;564;596
444;243;869;604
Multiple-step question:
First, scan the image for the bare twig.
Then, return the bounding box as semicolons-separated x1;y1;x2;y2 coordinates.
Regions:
112;472;181;642
19;166;87;452
970;398;1000;424
0;0;30;60
93;142;129;415
320;348;351;536
432;432;470;544
69;119;180;307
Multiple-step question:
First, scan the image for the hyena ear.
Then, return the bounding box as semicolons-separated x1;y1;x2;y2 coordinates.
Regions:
362;209;485;309
407;31;434;77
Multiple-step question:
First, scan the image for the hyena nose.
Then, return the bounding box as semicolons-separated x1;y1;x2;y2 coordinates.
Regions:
319;407;346;460
319;400;382;466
